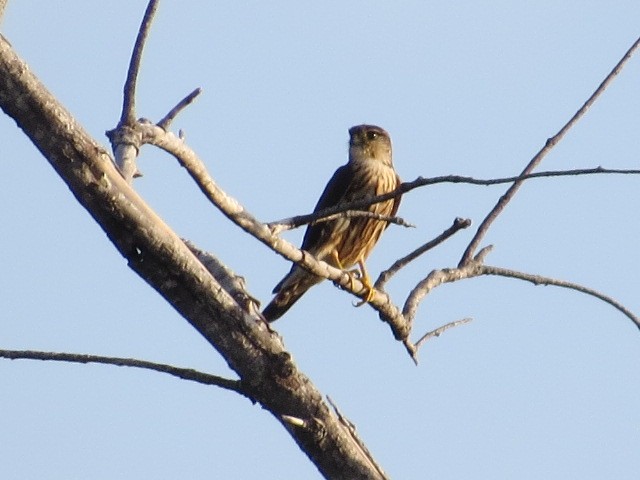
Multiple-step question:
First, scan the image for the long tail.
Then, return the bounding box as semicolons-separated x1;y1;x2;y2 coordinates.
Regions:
262;287;307;322
262;267;321;322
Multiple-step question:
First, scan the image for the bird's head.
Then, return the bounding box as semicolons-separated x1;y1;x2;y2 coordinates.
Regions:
348;124;393;166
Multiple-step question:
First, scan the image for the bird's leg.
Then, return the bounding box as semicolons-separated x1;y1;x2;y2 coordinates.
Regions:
331;250;359;290
354;259;375;307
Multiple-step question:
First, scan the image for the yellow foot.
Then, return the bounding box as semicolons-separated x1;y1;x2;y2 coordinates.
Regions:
331;252;376;305
332;250;357;290
354;260;375;307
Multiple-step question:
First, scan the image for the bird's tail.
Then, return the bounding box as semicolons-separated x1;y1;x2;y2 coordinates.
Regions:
262;287;306;322
262;267;321;322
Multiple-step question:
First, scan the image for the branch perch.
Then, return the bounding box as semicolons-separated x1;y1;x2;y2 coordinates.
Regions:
0;34;388;479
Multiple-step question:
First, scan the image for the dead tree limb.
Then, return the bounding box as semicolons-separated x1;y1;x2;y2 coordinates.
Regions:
0;35;388;480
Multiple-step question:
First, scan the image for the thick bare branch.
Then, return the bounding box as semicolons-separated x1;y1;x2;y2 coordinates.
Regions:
140;125;384;299
0;36;388;480
184;239;264;316
142;116;640;358
140;123;412;347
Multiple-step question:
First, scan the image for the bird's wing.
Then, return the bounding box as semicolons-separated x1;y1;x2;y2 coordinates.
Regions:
300;164;352;252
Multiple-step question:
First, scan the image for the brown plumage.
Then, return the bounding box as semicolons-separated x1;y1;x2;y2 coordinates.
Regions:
262;125;401;322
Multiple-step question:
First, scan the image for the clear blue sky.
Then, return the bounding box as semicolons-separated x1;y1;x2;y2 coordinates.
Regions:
2;2;639;479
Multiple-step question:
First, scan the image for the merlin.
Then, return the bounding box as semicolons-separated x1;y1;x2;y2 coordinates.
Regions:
262;124;401;322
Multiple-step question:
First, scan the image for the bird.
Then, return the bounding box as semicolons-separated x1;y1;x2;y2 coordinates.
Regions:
262;124;401;322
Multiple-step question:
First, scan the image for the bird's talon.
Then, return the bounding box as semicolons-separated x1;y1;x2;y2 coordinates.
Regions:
354;285;375;307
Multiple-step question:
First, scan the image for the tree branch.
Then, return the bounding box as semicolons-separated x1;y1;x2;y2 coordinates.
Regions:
120;0;159;126
458;36;640;267
375;217;472;290
479;265;640;330
158;87;202;130
0;349;246;395
139;123;392;305
407;167;640;189
268;209;414;235
0;34;388;480
140;122;412;351
403;247;494;328
265;166;640;239
110;0;161;183
414;318;473;351
0;0;7;25
141;113;640;360
400;245;640;354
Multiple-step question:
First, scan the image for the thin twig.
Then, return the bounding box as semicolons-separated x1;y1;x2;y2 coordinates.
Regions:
267;167;640;237
375;217;472;290
405;167;640;189
327;396;356;430
120;0;160;126
158;88;202;130
458;36;640;267
479;265;640;329
0;349;248;396
268;210;414;235
414;318;473;350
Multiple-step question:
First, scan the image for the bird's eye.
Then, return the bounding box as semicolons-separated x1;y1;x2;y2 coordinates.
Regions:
366;131;378;141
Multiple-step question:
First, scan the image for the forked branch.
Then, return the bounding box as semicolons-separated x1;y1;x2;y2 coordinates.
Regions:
458;35;640;267
120;0;160;126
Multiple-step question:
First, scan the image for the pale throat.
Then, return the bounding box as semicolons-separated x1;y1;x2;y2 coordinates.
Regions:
349;145;393;167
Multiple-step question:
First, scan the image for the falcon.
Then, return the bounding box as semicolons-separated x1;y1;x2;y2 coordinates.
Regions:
263;125;401;321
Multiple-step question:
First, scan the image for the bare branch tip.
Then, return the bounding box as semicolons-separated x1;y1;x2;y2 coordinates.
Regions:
282;415;307;428
414;318;473;350
474;245;494;262
402;340;419;365
455;217;472;228
120;0;161;126
157;88;203;130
